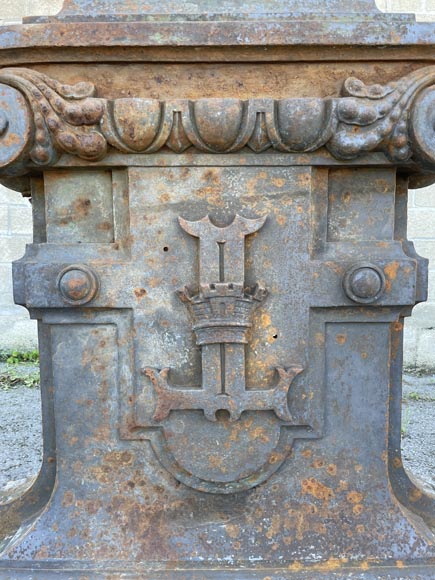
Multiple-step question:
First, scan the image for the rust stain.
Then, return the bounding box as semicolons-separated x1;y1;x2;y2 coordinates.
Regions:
97;221;112;231
337;480;349;492
208;455;224;469
326;464;337;476
287;561;304;571
353;504;364;516
74;197;92;216
251;426;271;443
409;487;423;502
301;478;335;503
202;168;221;184
134;287;148;299
287;558;355;573
265;514;281;539
272;178;285;188
260;312;272;327
149;277;162;288
103;450;134;466
225;524;240;538
347;491;364;504
62;490;75;507
322;558;343;571
384;261;400;281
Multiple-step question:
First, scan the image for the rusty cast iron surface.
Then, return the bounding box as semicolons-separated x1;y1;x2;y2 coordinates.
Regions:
0;1;434;578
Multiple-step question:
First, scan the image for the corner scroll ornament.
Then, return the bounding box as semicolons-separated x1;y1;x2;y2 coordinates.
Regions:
145;215;302;424
2;67;435;180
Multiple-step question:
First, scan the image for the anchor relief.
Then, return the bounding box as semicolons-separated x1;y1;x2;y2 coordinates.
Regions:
139;213;306;493
145;214;303;424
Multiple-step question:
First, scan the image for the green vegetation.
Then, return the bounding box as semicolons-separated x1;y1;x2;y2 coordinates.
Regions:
403;391;435;403
0;351;40;390
0;368;40;390
401;404;411;438
2;350;39;364
407;391;421;401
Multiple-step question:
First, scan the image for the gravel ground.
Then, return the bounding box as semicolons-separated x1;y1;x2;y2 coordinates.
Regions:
402;373;435;493
0;366;434;492
0;363;42;491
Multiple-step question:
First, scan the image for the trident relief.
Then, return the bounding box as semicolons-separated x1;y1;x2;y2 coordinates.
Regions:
140;214;306;493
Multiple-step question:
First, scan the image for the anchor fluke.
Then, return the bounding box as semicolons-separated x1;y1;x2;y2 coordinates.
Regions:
145;364;303;423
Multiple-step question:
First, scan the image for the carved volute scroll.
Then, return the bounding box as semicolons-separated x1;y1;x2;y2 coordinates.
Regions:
2;67;435;187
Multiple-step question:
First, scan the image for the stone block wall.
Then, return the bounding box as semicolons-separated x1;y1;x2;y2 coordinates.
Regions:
0;1;63;351
379;0;435;19
0;0;434;370
0;188;34;351
377;2;435;369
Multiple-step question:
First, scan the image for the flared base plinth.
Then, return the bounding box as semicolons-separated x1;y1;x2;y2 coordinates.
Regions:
1;561;435;579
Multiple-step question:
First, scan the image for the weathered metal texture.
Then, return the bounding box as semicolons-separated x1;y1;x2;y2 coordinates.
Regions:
0;1;435;578
0;0;433;69
2;67;435;184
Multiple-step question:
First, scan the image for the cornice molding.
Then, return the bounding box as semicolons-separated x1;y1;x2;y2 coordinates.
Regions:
1;67;435;183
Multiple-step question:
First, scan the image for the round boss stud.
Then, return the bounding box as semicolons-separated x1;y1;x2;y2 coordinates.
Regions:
343;263;386;304
57;265;99;305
